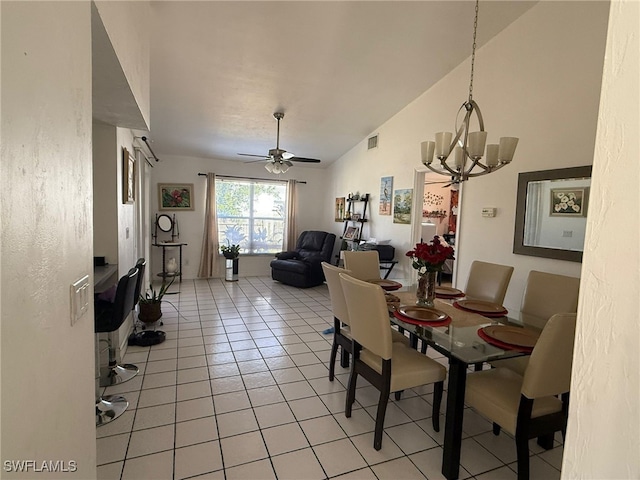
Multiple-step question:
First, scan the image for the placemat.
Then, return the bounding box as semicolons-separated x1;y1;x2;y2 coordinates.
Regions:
477;328;533;353
367;279;403;291
453;300;508;318
393;310;452;327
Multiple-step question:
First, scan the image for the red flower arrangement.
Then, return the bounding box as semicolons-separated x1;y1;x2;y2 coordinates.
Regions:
406;236;455;273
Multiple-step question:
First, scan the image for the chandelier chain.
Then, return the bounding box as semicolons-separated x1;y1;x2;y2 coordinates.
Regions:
468;0;479;103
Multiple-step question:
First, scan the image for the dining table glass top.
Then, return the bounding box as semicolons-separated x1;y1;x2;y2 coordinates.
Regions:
390;291;535;365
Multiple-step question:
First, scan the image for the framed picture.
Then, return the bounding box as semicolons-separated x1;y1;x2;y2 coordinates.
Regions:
335;197;346;221
550;187;589;217
122;147;135;204
379;176;393;215
344;226;359;240
351;213;361;221
158;183;194;210
393;188;413;224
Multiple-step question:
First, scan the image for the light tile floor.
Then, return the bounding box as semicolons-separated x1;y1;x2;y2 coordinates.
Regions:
97;277;564;480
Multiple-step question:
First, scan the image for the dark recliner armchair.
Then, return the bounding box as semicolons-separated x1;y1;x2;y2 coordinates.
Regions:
271;231;337;288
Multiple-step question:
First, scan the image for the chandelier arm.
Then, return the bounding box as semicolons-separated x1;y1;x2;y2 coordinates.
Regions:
425;163;458;177
466;163;506;178
468;100;485;131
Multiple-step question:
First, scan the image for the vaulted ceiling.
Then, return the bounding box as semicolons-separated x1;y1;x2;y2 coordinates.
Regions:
142;1;536;167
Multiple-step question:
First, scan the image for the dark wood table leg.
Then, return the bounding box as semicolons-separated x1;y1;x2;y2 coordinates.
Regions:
442;358;468;480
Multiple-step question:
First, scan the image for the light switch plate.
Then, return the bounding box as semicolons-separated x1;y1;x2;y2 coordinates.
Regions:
481;207;497;217
70;275;90;326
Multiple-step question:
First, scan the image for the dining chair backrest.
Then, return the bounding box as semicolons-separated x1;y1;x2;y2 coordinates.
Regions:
339;272;392;360
464;260;514;305
343;250;381;281
321;262;353;325
133;258;147;309
522;313;576;399
520;271;580;330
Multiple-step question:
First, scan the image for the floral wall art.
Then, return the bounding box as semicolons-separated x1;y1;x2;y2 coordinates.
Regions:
158;183;194;210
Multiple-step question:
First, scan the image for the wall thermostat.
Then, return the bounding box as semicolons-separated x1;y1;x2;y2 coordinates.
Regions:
481;208;497;218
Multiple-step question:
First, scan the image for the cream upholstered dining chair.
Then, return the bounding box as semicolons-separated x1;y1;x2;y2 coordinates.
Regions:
342;250;381;280
465;313;576;480
492;270;580;375
339;272;447;450
464;260;514;305
321;262;408;382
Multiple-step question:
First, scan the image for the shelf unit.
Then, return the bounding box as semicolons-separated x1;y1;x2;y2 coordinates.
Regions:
341;193;369;245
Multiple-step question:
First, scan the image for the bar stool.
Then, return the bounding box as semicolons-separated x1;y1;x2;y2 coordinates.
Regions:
95;267;138;426
95;267;138;424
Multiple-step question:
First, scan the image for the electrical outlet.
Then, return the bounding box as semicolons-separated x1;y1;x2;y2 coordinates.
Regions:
563;230;573;237
481;208;496;217
70;275;90;326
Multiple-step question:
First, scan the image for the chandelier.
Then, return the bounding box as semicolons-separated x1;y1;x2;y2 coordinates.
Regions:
264;159;292;174
421;0;518;183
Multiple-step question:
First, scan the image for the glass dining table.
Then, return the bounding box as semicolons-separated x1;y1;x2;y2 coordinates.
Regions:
389;291;533;480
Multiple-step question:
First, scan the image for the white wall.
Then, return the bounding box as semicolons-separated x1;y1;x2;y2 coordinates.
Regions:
1;2;97;477
150;156;329;280
94;1;151;127
326;1;610;309
563;0;639;477
93;123;119;265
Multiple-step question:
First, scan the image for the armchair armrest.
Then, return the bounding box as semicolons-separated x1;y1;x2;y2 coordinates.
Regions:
275;251;298;260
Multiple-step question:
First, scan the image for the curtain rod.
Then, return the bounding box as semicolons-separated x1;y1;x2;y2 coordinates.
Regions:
197;173;306;184
133;136;160;162
134;146;154;168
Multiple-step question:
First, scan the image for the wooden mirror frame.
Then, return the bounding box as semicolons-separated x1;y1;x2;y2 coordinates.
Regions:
513;165;592;263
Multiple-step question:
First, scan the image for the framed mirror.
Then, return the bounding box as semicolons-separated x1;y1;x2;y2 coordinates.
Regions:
157;214;173;232
513;165;592;262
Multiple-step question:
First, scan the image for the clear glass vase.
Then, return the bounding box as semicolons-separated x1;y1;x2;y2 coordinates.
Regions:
416;271;437;307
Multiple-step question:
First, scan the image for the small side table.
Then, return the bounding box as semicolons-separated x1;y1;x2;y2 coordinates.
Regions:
153;242;187;283
379;260;398;279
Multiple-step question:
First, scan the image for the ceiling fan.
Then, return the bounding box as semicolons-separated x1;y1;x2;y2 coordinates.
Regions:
238;112;321;174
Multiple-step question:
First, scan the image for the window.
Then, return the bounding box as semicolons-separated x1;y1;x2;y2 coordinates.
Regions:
215;177;287;254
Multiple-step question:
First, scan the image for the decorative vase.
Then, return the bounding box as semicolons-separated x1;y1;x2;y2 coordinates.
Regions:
416;271;437;307
166;257;178;274
225;258;239;282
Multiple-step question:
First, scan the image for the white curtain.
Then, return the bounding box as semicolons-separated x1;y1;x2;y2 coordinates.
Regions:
198;173;219;277
284;179;298;250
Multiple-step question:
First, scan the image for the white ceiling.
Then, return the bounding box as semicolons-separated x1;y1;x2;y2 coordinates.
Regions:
141;1;536;167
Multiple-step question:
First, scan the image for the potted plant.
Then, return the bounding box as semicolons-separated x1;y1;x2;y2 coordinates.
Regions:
138;277;175;324
220;242;240;259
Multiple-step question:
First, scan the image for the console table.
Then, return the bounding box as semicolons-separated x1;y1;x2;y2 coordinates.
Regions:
94;264;118;293
153;242;187;283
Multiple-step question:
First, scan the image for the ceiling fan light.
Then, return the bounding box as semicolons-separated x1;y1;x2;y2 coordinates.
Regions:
264;162;274;173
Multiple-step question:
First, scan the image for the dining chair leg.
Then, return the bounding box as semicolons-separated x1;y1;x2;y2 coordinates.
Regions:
373;360;392;450
432;381;443;432
329;338;338;381
421;342;428;354
345;342;360;418
515;431;531;480
537;433;554;450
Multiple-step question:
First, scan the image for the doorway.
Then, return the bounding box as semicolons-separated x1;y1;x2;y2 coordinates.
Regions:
411;169;461;286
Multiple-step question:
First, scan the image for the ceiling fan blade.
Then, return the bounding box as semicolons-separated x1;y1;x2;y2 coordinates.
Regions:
238;153;269;159
281;151;294;160
289;156;321;163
